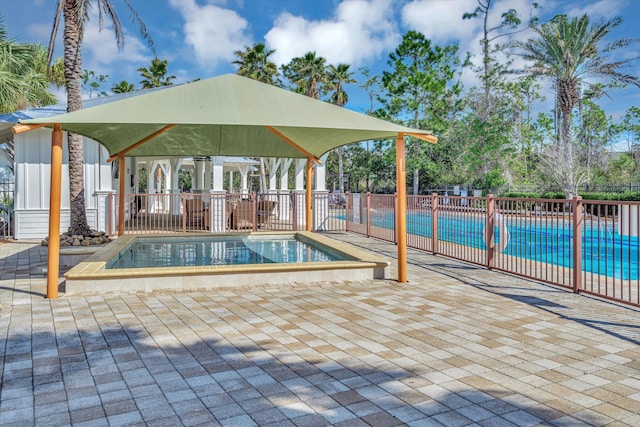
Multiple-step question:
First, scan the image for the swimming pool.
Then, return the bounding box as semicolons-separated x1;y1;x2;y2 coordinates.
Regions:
344;211;639;280
64;232;390;294
107;234;350;269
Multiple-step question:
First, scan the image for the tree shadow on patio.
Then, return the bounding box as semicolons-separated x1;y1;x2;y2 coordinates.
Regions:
0;242;48;298
1;323;618;425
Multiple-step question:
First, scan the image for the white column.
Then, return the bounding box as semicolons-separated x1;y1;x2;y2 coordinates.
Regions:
132;157;140;194
264;158;281;193
98;146;113;191
279;158;293;221
314;155;327;191
156;163;168;213
169;158;183;214
194;157;206;191
228;170;234;193
212;156;224;192
204;158;212;190
294;159;305;191
208;190;227;232
294;159;306;229
147;161;158;213
313;154;329;230
238;165;251;195
155;165;164;194
95;190;116;233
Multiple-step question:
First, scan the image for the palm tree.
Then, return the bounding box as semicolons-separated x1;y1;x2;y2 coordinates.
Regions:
232;42;279;85
510;14;640;197
138;57;176;89
47;0;154;235
282;52;328;99
327;63;356;193
233;43;280;193
112;80;135;93
31;43;65;89
0;19;63;112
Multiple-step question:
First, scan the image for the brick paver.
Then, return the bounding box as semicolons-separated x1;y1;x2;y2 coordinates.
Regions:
1;234;639;426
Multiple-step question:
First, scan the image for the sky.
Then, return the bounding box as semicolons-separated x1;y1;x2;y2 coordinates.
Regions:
2;0;640;125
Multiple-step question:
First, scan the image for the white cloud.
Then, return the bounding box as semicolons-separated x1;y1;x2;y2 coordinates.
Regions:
401;0;481;45
401;0;545;94
264;0;400;66
82;20;150;67
566;0;628;18
402;0;537;50
168;0;250;69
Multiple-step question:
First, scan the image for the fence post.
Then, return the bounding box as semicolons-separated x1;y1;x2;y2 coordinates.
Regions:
572;196;583;294
366;192;371;237
292;192;298;231
431;193;438;255
182;192;186;233
486;194;495;269
345;192;350;232
252;192;258;232
107;192;114;236
394;193;398;244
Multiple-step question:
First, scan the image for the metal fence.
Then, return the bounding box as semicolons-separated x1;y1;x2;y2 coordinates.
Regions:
344;193;640;308
104;190;640;308
0;180;14;239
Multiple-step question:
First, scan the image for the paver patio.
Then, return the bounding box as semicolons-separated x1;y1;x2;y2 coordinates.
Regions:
1;232;639;426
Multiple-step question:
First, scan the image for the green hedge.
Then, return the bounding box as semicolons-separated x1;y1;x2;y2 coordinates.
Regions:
500;191;640;201
580;191;640;201
499;192;540;199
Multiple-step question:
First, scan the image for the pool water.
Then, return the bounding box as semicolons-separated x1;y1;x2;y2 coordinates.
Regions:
343;211;639;280
108;234;350;269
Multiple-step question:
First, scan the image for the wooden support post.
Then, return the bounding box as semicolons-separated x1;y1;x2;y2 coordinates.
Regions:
306;158;313;232
396;134;407;283
118;157;126;236
46;124;63;299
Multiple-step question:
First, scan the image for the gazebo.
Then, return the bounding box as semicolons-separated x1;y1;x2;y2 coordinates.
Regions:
13;74;437;298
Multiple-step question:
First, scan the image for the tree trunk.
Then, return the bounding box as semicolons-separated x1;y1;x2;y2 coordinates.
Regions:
561;103;576;198
413;169;419;195
64;0;90;235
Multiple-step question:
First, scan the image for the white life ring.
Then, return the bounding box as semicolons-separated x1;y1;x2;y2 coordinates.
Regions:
484;213;510;253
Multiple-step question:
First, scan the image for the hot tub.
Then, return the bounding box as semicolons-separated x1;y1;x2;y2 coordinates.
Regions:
63;232;390;294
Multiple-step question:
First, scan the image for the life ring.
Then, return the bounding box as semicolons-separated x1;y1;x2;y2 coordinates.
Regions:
483;213;510;253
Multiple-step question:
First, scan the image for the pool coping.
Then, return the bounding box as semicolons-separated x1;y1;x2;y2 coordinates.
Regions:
63;232;390;293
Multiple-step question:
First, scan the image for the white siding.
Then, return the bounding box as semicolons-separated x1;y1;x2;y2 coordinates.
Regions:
14;128;113;239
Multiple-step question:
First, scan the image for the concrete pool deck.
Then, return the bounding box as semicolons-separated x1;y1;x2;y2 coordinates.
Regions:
1;232;640;426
